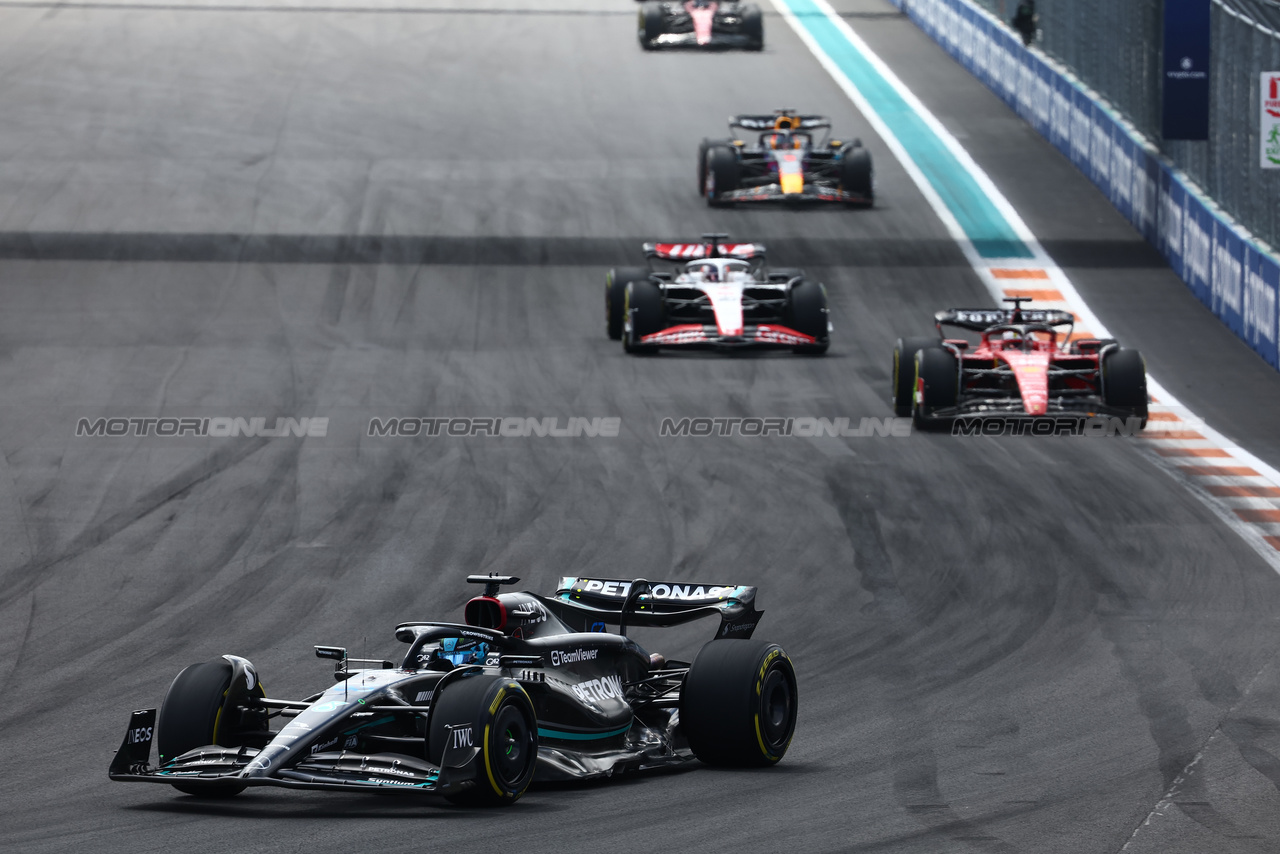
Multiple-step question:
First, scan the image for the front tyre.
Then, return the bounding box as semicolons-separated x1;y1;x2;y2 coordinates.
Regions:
639;2;663;49
705;145;740;207
893;337;937;416
913;346;959;431
428;674;538;806
624;279;664;354
681;639;798;766
742;4;764;50
607;267;648;340
1102;347;1148;424
786;279;829;355
840;146;874;207
156;658;266;797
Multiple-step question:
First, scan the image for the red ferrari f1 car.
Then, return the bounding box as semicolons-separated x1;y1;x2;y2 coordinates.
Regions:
605;233;830;354
893;298;1148;429
638;1;764;51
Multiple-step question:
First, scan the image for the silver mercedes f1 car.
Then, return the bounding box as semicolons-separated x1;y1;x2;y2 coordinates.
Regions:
109;574;798;806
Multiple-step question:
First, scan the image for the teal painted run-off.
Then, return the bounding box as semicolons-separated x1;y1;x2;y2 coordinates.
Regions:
537;724;632;741
781;0;1032;259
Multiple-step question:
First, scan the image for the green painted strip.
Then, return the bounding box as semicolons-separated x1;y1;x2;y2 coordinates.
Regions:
537;723;631;741
780;0;1032;259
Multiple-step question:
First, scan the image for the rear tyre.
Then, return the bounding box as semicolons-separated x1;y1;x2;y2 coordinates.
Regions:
607;267;648;340
428;674;538;807
840;146;874;207
1102;347;1148;424
742;5;764;50
913;346;959;430
156;658;265;797
681;639;798;766
786;279;829;355
705;145;740;207
893;337;937;416
624;279;664;354
638;2;663;49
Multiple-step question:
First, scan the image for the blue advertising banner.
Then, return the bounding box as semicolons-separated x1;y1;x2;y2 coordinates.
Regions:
1211;222;1245;336
1159;168;1187;282
1162;0;1210;140
1243;245;1280;368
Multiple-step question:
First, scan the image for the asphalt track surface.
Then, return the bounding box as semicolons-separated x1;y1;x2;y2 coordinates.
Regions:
5;1;1280;852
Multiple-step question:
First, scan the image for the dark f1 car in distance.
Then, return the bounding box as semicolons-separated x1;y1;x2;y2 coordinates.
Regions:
638;1;764;51
605;233;830;354
110;574;797;806
699;110;873;207
892;297;1148;430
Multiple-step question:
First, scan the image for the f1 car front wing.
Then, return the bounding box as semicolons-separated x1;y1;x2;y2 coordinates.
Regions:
639;323;821;348
717;182;872;206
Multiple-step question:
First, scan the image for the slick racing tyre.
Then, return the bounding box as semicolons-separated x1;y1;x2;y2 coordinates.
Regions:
639;2;663;49
913;346;959;431
786;279;829;355
156;658;266;797
698;138;733;195
840;145;874;207
893;337;937;416
624;279;664;354
705;145;740;207
1102;347;1148;424
607;267;648;341
428;674;538;806
681;639;798;766
743;4;764;50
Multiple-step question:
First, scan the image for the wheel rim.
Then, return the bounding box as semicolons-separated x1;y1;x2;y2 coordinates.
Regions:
491;702;534;789
759;668;794;749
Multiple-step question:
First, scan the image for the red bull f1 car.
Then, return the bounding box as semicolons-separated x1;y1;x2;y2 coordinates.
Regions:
638;1;764;51
892;298;1149;429
110;574;797;806
699;111;873;207
604;233;830;354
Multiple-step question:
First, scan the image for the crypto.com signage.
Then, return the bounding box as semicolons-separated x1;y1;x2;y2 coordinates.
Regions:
1162;0;1211;140
1263;72;1280;169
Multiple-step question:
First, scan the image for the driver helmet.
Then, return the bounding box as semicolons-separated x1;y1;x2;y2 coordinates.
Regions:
690;261;719;282
436;637;488;666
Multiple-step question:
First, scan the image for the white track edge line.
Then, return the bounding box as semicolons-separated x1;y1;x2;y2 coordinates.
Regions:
771;0;1280;572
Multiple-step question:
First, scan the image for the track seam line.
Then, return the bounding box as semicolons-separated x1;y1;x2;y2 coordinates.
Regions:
1115;648;1280;851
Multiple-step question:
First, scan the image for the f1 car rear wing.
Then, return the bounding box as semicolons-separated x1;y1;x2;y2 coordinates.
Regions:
645;241;766;261
730;113;830;131
934;307;1075;333
548;576;763;640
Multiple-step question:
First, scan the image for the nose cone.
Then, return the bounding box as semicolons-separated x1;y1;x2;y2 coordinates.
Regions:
776;152;804;194
1000;351;1050;415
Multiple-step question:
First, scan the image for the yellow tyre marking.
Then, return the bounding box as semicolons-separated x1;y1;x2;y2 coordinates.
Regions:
482;723;504;796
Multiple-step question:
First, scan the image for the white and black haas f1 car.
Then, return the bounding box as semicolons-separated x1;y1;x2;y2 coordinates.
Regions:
892;297;1149;430
604;233;830;354
638;1;763;51
699;111;873;207
110;574;797;806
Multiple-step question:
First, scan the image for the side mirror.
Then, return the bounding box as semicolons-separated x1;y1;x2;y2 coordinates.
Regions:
315;645;346;661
